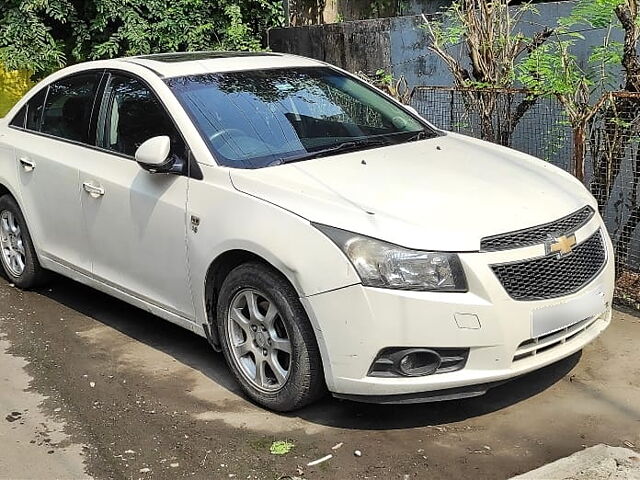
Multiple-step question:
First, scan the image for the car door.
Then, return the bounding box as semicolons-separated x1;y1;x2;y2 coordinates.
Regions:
11;72;102;274
79;71;194;319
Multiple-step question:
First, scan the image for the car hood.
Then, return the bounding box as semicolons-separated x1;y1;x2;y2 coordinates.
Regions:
229;132;595;251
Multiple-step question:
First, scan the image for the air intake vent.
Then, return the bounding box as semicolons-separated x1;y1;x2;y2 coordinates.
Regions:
513;316;599;362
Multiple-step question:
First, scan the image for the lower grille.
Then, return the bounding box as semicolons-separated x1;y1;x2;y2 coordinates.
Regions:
513;315;599;362
491;229;606;301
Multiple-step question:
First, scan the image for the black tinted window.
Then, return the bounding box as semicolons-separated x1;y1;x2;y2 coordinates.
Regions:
99;74;184;158
10;106;26;128
24;88;48;131
41;73;100;143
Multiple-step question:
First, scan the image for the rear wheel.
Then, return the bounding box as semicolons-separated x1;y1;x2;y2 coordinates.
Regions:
0;195;48;288
217;262;325;411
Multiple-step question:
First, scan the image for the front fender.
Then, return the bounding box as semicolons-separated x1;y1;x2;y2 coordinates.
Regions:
187;166;360;327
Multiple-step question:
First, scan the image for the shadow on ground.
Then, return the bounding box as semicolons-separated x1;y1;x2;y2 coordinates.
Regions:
36;274;580;431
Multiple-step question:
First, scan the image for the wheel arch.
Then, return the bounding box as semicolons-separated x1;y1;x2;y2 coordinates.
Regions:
0;181;43;255
202;247;332;395
202;248;314;352
0;182;14;201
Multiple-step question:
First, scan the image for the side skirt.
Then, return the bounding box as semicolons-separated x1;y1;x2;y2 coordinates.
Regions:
40;255;207;339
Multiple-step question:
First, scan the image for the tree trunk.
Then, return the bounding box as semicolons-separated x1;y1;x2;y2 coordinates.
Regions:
615;1;640;93
477;91;496;142
590;96;640;214
498;95;538;146
572;122;587;182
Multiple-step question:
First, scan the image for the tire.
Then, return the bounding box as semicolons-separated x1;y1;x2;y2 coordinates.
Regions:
217;262;325;411
0;195;48;288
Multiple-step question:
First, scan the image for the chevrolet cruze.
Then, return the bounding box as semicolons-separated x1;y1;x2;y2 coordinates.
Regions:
0;52;614;411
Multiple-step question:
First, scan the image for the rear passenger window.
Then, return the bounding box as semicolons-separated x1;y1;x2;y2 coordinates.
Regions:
41;73;100;143
26;88;48;131
10;87;48;131
9;105;26;128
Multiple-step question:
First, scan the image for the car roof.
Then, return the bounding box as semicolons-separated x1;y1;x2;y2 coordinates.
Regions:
0;51;329;122
120;51;326;78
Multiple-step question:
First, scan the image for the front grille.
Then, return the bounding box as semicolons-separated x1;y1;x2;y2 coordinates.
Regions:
513;315;599;362
491;229;606;301
481;206;594;251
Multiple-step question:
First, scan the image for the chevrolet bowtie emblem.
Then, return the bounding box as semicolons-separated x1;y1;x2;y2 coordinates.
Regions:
546;233;577;257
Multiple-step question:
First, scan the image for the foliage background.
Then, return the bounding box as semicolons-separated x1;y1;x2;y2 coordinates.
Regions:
0;66;32;116
0;0;284;115
0;0;285;75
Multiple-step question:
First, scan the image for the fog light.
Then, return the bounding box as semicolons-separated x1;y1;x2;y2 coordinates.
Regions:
368;347;469;378
398;349;442;376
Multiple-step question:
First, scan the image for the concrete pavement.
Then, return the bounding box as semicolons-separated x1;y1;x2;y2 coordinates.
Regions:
1;276;639;479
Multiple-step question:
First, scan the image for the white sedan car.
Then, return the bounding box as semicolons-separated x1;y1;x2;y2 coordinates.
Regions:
0;52;614;411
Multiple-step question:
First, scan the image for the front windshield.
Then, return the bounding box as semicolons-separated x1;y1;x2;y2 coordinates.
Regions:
166;67;436;169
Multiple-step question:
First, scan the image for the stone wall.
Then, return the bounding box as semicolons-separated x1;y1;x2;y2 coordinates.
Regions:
285;0;449;25
269;1;626;89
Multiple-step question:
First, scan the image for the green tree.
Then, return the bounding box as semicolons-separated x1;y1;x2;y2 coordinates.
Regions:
0;0;284;78
422;0;554;144
517;0;638;183
519;0;640;271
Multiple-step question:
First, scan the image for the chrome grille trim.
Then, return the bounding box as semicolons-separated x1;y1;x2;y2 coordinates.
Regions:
481;206;595;252
491;229;606;301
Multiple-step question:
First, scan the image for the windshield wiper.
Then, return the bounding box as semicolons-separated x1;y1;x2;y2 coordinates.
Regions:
274;137;389;165
406;129;437;142
270;130;436;167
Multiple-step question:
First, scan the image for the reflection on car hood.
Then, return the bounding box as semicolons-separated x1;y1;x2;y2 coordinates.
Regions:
229;132;595;251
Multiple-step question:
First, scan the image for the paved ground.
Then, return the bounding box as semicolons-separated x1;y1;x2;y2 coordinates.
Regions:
512;444;640;479
0;275;639;480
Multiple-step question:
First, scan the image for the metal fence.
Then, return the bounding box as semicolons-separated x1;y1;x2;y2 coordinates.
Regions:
411;86;640;308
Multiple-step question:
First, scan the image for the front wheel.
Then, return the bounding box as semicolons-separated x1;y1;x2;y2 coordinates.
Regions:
217;262;325;411
0;195;48;288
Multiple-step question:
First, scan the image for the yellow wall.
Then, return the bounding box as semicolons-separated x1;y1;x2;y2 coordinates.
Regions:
0;64;33;118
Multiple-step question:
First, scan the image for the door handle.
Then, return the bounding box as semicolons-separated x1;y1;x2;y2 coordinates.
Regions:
19;157;36;172
83;182;105;198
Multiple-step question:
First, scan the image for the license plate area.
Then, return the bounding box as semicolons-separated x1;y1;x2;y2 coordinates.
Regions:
531;290;606;338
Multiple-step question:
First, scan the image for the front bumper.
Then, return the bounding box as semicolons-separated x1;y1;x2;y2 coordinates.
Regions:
302;218;614;399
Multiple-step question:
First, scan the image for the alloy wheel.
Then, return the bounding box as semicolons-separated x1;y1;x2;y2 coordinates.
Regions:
226;288;293;392
0;210;26;277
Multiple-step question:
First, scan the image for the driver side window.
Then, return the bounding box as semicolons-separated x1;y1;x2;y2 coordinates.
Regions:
99;74;185;159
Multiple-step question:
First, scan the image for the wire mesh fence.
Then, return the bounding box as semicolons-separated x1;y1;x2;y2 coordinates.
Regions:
410;86;640;308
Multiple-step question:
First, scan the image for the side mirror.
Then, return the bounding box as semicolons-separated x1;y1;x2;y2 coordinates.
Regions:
135;136;173;173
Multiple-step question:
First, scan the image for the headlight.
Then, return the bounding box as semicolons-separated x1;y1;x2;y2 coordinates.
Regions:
314;224;467;292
